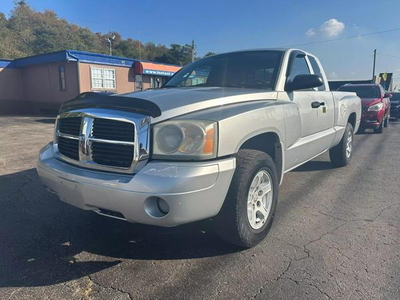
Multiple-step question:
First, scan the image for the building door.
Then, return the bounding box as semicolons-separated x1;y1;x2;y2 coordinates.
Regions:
150;76;163;89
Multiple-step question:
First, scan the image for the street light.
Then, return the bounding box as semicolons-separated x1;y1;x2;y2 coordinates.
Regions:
106;35;116;56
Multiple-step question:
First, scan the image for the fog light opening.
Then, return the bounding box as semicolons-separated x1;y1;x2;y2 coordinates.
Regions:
144;197;170;218
157;198;170;215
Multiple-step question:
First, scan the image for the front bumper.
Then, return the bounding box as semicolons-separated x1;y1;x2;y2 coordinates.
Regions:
37;142;236;227
360;110;384;129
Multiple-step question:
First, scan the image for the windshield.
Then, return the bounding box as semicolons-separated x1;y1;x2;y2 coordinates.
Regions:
165;51;283;90
338;85;381;98
390;93;400;101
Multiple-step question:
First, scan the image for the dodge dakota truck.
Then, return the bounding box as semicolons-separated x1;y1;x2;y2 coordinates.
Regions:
37;49;361;248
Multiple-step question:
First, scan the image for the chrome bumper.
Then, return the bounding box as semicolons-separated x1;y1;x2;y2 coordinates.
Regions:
37;142;236;227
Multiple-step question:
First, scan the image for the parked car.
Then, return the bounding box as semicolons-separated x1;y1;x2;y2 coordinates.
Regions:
338;84;391;133
389;92;400;120
37;49;361;248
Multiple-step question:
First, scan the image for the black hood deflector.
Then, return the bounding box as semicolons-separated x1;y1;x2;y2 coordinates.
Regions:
59;92;162;118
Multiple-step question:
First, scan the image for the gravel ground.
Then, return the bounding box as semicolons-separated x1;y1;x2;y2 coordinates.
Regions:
0;116;399;300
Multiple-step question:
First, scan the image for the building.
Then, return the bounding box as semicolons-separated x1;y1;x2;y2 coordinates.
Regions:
0;50;181;114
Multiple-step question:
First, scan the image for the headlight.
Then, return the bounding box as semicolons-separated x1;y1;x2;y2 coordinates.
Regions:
153;120;218;160
368;102;383;111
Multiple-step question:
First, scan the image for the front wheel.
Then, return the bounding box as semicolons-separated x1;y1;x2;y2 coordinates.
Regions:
329;122;354;167
374;121;383;133
214;149;279;248
384;116;389;128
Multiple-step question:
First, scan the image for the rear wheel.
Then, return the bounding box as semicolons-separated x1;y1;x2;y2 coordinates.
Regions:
330;122;354;167
214;149;278;248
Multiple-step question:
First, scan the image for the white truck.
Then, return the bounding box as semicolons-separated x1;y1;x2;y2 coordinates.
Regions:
37;49;361;248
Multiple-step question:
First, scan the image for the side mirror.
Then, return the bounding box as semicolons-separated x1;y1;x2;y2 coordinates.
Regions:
285;74;324;92
384;93;392;98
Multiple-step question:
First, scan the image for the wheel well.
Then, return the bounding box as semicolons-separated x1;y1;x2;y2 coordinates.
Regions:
348;112;356;128
239;132;283;182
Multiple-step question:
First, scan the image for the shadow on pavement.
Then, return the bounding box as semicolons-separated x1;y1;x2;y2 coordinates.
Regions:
292;160;334;172
0;169;241;288
35;118;56;124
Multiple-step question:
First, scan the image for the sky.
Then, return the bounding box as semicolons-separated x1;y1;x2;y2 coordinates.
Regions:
1;0;400;87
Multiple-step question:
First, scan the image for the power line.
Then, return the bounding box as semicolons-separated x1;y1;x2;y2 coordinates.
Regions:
377;53;400;59
281;27;400;47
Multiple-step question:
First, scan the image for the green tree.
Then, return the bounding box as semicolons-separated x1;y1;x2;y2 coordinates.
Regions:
0;0;211;65
155;44;192;65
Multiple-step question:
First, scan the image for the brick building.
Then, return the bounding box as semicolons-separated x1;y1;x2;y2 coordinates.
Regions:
0;50;181;114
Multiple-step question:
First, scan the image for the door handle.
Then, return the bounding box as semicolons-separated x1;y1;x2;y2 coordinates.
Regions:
311;101;325;108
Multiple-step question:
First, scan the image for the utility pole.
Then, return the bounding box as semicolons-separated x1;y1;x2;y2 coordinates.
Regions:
191;40;196;62
372;49;377;82
138;30;142;61
106;35;116;56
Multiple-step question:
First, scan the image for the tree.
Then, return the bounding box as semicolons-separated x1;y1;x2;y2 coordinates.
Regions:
204;51;216;57
155;44;192;65
0;0;212;64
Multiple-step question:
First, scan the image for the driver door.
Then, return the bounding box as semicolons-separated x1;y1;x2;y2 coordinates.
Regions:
283;52;330;170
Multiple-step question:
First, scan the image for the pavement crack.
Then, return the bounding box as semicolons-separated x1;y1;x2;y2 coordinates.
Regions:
315;210;350;222
252;257;294;299
6;288;22;300
374;203;400;220
5;175;35;202
303;222;347;251
86;274;134;300
306;282;334;300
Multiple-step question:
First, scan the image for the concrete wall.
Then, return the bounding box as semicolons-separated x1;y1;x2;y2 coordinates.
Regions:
21;62;79;112
79;63;136;94
0;67;25;113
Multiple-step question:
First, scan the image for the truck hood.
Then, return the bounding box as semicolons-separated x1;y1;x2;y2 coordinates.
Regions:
121;87;278;122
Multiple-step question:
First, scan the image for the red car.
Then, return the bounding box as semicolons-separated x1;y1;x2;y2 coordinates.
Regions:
338;84;391;133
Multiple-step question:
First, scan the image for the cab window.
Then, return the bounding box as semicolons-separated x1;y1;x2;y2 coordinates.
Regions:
286;54;310;83
308;56;326;91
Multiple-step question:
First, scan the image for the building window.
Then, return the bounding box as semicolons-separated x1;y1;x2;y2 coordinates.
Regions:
59;66;66;91
91;67;116;89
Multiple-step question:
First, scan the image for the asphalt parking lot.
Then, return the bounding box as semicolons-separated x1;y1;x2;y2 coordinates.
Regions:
1;116;399;300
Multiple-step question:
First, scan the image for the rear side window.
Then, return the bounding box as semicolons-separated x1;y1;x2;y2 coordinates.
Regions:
308;56;325;91
286;54;310;82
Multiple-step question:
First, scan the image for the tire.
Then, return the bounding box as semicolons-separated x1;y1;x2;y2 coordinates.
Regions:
374;121;383;133
329;122;354;167
214;149;279;248
384;116;389;128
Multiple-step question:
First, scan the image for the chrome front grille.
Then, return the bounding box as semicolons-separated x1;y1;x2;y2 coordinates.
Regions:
58;136;80;160
58;117;81;136
92;142;134;168
54;109;150;174
92;118;134;142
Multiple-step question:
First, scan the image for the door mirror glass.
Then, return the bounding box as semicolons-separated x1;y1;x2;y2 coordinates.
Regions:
285;74;324;92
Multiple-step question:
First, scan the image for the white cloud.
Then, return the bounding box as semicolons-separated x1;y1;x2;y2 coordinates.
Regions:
329;72;339;79
306;28;316;37
320;19;345;37
306;18;346;38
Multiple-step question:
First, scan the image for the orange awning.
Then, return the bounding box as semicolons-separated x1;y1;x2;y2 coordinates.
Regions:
135;61;181;77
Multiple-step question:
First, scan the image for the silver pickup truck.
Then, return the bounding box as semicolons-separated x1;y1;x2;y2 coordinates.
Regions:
37;49;361;248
